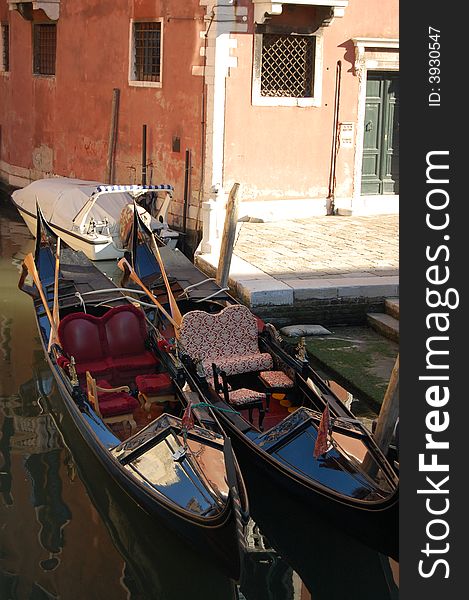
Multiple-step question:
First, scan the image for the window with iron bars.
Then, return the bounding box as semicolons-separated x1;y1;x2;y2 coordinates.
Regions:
131;21;161;83
1;23;9;72
33;23;56;76
261;34;315;98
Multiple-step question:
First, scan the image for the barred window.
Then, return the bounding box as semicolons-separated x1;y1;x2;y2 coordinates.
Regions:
131;21;161;83
1;23;9;72
33;23;56;75
261;34;315;98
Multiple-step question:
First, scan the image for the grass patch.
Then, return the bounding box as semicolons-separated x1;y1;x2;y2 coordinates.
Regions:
286;326;398;414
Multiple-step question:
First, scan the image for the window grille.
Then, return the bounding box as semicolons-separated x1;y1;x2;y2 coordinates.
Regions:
1;24;8;71
33;23;56;75
133;22;161;82
261;34;315;98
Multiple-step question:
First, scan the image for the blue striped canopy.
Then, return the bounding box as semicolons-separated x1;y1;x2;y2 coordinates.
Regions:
94;184;174;194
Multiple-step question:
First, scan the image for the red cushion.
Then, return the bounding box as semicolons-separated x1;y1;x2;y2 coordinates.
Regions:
75;358;113;378
95;379;139;416
111;351;159;373
103;305;149;359
99;394;139;417
58;313;108;362
136;373;173;395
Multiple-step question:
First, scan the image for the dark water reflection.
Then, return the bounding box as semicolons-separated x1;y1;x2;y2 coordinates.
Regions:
0;195;398;599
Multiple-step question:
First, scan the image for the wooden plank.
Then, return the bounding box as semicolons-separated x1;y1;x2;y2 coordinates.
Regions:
216;183;241;289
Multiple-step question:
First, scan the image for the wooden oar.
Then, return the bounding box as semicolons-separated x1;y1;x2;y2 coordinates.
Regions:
148;233;183;330
23;252;58;345
117;257;180;331
48;237;61;351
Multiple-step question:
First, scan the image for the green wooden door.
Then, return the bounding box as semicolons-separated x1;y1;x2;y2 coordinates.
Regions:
361;72;399;195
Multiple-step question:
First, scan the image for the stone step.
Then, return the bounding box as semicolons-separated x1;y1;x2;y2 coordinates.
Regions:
367;312;399;342
385;297;399;320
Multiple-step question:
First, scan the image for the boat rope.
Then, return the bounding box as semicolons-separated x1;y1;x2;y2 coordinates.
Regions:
74;291;87;312
176;277;230;303
179;277;217;294
78;287;147;296
194;287;230;303
94;296;160;309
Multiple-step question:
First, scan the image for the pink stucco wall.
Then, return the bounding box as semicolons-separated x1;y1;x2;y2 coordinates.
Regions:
223;0;399;203
1;0;399;227
0;0;206;228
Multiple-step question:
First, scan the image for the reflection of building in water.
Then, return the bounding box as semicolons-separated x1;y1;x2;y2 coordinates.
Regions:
0;315;12;364
0;415;14;506
24;451;72;571
1;379;71;572
239;521;311;600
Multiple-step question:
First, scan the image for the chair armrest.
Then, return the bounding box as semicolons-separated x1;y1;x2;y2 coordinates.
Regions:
96;384;131;394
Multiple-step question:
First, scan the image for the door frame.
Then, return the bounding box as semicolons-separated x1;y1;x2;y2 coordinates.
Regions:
352;38;399;209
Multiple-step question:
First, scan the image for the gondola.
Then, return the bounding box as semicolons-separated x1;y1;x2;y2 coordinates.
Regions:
127;206;399;561
32;362;240;600
17;205;248;580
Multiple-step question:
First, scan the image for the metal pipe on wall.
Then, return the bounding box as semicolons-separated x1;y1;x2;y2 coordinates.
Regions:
142;124;147;185
183;149;192;235
182;149;192;254
105;88;120;183
327;61;342;215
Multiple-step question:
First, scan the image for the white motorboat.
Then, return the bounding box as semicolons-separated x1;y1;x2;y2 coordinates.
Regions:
11;177;179;260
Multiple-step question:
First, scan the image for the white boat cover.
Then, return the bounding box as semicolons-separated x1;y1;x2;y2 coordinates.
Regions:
11;177;165;236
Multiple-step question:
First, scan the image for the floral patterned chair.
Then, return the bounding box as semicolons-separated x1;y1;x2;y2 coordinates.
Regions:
179;304;273;379
212;365;266;430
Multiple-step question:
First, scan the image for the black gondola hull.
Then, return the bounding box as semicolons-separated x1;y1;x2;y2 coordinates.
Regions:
38;337;243;579
216;413;398;560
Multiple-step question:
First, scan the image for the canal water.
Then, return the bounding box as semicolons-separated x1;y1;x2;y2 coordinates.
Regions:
0;195;398;600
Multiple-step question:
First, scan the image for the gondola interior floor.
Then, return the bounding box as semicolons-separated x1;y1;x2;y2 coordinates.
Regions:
108;399;180;440
262;396;292;430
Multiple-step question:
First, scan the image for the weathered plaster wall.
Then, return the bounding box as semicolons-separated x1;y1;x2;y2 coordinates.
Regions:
223;0;399;206
0;0;206;229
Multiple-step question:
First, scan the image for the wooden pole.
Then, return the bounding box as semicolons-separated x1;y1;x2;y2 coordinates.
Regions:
362;354;399;477
105;88;120;183
116;258;179;330
48;237;61;351
23;253;58;343
182;149;191;254
148;234;183;331
373;354;399;455
142;124;147;185
216;183;241;289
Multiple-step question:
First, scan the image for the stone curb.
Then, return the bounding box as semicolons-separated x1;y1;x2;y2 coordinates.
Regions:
195;252;399;308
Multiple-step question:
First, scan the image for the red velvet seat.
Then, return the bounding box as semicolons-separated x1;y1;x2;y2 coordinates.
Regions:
58;313;113;380
135;373;173;395
58;306;159;385
95;379;140;417
103;305;159;381
135;373;175;413
86;372;138;433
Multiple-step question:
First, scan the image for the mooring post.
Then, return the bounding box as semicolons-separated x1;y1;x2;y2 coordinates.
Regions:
142;124;147;185
363;354;399;477
373;354;399;455
216;183;241;289
105;88;120;183
182;149;191;254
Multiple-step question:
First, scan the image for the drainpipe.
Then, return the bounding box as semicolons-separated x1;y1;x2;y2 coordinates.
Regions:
327;60;341;215
142;124;147;185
